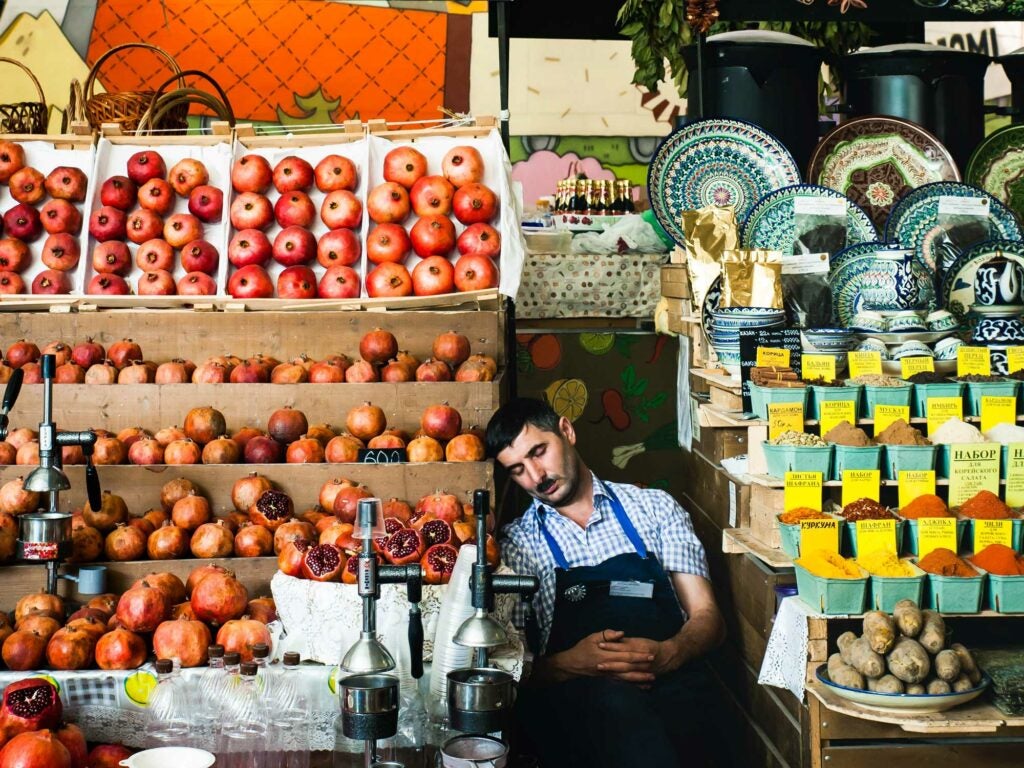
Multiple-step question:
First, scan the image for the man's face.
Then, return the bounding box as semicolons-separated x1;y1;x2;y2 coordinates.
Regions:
496;418;581;508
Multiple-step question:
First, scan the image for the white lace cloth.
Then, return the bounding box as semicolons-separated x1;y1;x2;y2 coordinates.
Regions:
757;596;821;700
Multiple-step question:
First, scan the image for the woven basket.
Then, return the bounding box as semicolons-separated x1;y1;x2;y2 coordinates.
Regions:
135;70;236;135
83;42;187;134
0;58;48;134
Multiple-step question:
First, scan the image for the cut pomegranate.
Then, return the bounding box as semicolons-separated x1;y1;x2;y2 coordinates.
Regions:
301;543;345;582
383;528;424;566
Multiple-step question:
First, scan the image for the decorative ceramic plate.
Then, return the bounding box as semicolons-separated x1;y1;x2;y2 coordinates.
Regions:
701;277;722;342
853;331;957;345
741;184;878;254
648;118;801;246
941;239;1024;321
829;241;909;277
885;182;1023;276
829;249;937;326
809;116;961;231
815;665;988;714
966;124;1024;223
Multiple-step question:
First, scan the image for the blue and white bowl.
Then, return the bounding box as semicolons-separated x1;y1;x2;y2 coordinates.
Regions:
856;337;889;359
971;316;1024;344
851;311;886;333
887;311;927;332
926;310;958;332
802;328;855;352
711;306;786;331
934;337;965;361
891;341;933;360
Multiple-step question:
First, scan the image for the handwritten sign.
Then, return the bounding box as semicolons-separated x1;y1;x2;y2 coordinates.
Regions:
803;354;836;383
898;470;936;509
785;471;822;513
1006;443;1024;508
800;517;840;555
916;517;959;560
901;356;935;379
842;469;880;508
948;443;1001;507
927;397;963;435
974;519;1014;551
358;448;407;464
757;347;791;368
981;396;1017;435
768;402;805;440
848;351;882;380
819;400;857;438
957;346;991;377
856;519;897;556
874;404;910;435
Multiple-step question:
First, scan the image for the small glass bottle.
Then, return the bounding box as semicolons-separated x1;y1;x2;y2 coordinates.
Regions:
219;661;268;768
195;644;226;751
618;180;636;213
267;652;311;768
145;658;191;748
252;642;270;690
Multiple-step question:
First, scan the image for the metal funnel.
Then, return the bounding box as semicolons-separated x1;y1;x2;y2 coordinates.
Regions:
453;609;508;649
23;465;69;493
341;635;396;674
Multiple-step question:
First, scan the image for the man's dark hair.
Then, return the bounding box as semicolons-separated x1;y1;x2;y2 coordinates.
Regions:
485;397;561;458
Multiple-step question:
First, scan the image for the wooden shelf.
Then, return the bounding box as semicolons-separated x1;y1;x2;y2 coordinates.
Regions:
722;527;793;569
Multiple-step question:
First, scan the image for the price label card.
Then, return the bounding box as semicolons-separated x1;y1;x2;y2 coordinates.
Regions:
757;347;791;368
1006;443;1024;508
1007;346;1024;376
848;351;882;379
901;356;935;379
842;469;880;508
927;397;963;435
768;402;805;440
982;396;1017;435
803;354;836;383
899;470;936;509
856;519;897;556
874;404;910;435
917;517;959;560
974;519;1014;551
800;517;840;555
957;346;991;377
785;471;822;513
819;400;857;437
948;443;1001;507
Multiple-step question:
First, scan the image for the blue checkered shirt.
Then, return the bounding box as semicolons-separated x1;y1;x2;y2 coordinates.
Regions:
500;473;710;654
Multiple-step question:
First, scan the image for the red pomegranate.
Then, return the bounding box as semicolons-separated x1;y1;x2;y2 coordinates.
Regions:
0;477;39;515
65;615;107;641
421;543;459;584
170;602;198;621
169;493;210;531
249;489;295;530
94;628;148;670
14;592;63;623
359;328;398;365
432;331;471;368
143;508;169;530
416;492;463;523
88;593;119;615
273;520;316;554
301;543;345;582
183;406;227;445
0;730;71;767
132;572;186;605
185;563;234;596
87;744;134;768
382;498;413;524
285;436;324;464
45;626;96;670
332;484;372;524
15;614;58;639
324;434;363;463
191;571;249;625
69;525;103;563
247;597;277;624
152;618;212;667
383;528;425;566
234;522;274;557
55;722;87;768
147;523;189;560
82;491;128;532
103;523;146;561
190;521;235;558
419;518;456;549
319;522;357;552
115;582;170;633
231;472;273;512
277;539;312;577
216;618;272;663
345;403;387;442
267;407;308;445
421;404;463;442
1;630;46;670
160;477;197;512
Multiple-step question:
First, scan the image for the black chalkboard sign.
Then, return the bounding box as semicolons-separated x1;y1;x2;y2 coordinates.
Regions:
358;449;407;464
740;329;803;414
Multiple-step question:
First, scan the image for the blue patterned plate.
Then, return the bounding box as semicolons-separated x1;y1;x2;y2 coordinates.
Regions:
741;185;878;253
829;241;910;278
884;181;1022;276
701;277;723;343
648;118;802;247
829;250;937;326
941;239;1024;322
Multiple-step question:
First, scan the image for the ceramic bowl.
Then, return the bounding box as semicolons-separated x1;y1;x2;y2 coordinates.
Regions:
934;337;965;360
887;311;928;332
926;310;958;332
711;307;786;330
971;316;1024;344
851;311;887;333
891;340;934;360
856;337;889;359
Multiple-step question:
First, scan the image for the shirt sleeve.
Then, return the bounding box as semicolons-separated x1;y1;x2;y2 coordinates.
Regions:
648;490;711;579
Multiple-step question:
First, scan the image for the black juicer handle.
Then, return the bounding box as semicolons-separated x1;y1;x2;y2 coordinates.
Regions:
523;598;541;656
2;367;23;414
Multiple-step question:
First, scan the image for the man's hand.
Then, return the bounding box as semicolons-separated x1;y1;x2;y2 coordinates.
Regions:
599;635;682;677
536;629;655;684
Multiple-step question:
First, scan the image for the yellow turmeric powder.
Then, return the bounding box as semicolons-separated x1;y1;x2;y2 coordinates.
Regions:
857;549;916;577
796;549;862;579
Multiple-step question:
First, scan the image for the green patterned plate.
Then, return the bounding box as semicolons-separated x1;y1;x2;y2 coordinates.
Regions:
741;184;878;254
966;124;1024;224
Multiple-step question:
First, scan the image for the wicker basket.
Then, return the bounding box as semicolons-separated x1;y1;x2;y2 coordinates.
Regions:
135;70;236;135
83;42;188;134
0;58;48;134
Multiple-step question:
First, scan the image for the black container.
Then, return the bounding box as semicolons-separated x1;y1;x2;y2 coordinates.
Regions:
682;31;823;170
838;44;990;170
998;48;1024;123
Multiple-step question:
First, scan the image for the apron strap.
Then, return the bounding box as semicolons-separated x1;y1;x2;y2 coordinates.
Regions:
539;483;648;567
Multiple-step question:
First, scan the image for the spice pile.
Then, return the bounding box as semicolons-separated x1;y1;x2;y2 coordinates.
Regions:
958;490;1011;520
899;494;949;519
779;507;830;525
906;372;952;385
857;550;916;577
849;375;907;387
796;549;861;579
957;374;1008;383
752;366;804;389
875;419;930;446
824;420;874;447
768;431;828;447
930;418;987;445
804;376;845;388
971;543;1024;575
826;600;981;695
917;548;978;577
986;423;1024;444
840;498;894;522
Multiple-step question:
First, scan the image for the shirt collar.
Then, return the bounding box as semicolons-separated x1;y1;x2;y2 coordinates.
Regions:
530;472;610;527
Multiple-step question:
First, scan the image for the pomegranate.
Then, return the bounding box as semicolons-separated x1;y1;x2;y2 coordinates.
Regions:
170;602;197;621
453;182;498;225
127;438;163;465
410;214;457;258
345;360;379;383
183;406;227;445
406;436;444;463
324;434;362;464
285;436;325;464
162;438;200;465
15;615;59;639
421;404;463;441
15;592;63;623
5;341;39;369
107;338;142;369
365;262;413;298
442;145;485;187
367;223;411;265
92;435;126;465
191;521;235;558
88;593;119;615
247;597;277;624
345;402;387;442
231;472;273;513
249;489;295;530
55;722;87;768
267;407;308;445
14;442;38;466
415;358;452;382
433;331;471;368
45;626;96;670
157;477;194;512
454;253;499;292
319;478;354;511
332;484;372;524
0;477;40;515
419;518;456;548
143;508;169;530
244;435;283;464
416;492;463;523
383;146;427;189
411;255;455;296
319;522;357;552
383;528;425;566
306;423;337;446
382;498;413;524
94;628;147;670
186;563;234;596
421;543;459;584
103;523;146;561
0;730;71;767
380;360;413;382
152;619;212;668
172;493;212;530
368;434;405;450
132;572;186;605
116;581;170;633
1;631;46;670
147;523;189;560
277;539;311;577
191;571;249;625
359;328;398;365
69;525;103;563
301;543;345;582
216;618;272;663
457;222;501;258
232;426;265;449
273;520;316;554
234;522;274;557
202;436;241;464
446;433;485;462
87;744;134;767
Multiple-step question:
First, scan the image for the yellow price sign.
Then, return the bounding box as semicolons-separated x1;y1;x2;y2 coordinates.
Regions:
819;400;857;437
974;519;1014;551
803;354;836;383
948;443;1001;507
1008;346;1024;376
856;519;898;556
901;356;935;379
898;470;936;509
957;346;991;377
1006;443;1024;508
800;517;840;556
927;397;963;435
981;396;1017;435
916;517;959;560
784;471;822;513
874;404;910;435
842;469;880;508
757;347;791;368
848;351;882;380
768;401;804;440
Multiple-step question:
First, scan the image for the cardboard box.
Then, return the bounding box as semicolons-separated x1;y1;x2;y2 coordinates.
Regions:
660;265;691;300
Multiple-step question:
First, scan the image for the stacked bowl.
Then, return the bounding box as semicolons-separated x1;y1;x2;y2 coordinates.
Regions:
711;307;786;374
802;328;856;376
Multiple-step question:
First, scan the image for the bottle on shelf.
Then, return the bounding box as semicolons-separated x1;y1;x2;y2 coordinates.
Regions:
617;180;636;213
571;179;588;213
266;652;311;768
145;658;191;749
194;644;226;751
218;661;269;768
252;642;270;685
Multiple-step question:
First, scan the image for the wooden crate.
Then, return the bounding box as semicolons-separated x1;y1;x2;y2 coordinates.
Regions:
749;483;784;550
660;265;690;300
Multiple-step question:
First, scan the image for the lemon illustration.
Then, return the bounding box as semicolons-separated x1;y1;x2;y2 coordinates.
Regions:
124;670;158;706
544;378;588;422
579;333;615;356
